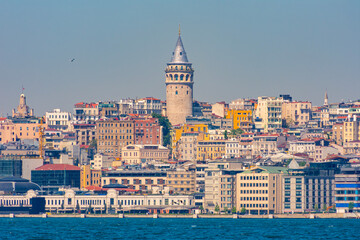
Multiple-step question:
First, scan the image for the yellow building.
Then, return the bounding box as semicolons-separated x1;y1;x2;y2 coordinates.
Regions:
197;140;226;161
225;109;252;131
80;165;101;189
343;117;360;144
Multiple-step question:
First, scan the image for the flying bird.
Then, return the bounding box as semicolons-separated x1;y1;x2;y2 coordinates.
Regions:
70;58;75;62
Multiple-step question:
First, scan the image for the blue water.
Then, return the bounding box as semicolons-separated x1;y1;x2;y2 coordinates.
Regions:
0;218;359;239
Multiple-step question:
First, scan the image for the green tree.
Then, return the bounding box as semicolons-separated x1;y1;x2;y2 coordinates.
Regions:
76;202;80;213
214;204;220;214
89;139;97;150
231;206;237;214
224;206;229;214
199;205;204;214
240;207;246;215
322;204;327;212
224;130;228;140
152;113;172;147
348;202;354;212
88;203;93;214
314;204;319;212
229;128;244;138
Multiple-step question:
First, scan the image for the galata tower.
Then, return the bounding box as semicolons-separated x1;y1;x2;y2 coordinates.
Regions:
165;29;194;126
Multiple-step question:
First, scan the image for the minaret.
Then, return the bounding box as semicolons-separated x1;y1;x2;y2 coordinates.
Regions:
324;91;328;106
165;28;194;126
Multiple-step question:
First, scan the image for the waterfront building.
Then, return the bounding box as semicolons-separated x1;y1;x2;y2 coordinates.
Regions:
165;31;194;126
236;166;287;214
204;161;243;212
335;167;360;213
101;170;167;191
0;189;194;214
166;170;196;194
31;164;81;190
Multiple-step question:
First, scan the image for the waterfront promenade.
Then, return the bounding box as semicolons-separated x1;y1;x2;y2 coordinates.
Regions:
1;212;359;219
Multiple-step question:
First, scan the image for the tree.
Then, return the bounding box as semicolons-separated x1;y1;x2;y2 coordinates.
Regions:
89;139;97;150
76;202;80;213
199;205;204;214
314;204;319;212
224;130;228;140
152;113;172;147
322;204;327;212
88;203;93;214
224;206;229;214
240;207;246;215
214;204;220;214
231;207;237;214
229;128;244;138
348;202;354;213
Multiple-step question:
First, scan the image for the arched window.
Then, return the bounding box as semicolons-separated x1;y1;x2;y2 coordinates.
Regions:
175;66;178;70
180;75;184;80
186;75;189;81
181;66;183;70
170;74;173;80
175;74;178;80
175;91;178;95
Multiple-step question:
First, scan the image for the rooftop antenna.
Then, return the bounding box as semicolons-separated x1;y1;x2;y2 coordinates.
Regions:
179;24;181;36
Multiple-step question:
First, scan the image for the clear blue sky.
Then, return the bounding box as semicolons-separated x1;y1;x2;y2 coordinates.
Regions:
0;0;359;116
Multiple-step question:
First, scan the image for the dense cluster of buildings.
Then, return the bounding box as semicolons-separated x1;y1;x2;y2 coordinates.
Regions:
1;32;360;215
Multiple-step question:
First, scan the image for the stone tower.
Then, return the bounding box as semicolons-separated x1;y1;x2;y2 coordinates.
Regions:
12;93;34;118
324;91;328;106
165;31;194;126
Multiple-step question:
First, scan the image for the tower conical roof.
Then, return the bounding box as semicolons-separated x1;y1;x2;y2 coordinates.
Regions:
170;35;189;63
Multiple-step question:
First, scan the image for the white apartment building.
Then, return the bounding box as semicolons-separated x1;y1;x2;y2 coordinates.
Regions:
256;96;283;132
45;109;72;130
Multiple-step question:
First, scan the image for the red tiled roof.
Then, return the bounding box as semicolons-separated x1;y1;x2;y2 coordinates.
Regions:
35;164;80;171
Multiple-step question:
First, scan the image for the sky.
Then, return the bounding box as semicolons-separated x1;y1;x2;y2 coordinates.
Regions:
0;0;359;116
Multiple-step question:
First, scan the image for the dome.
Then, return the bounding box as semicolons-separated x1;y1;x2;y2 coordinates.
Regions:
0;177;41;194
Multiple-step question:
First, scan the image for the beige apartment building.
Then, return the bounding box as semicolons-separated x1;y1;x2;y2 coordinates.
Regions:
166;170;196;194
255;96;283;132
343;116;360;144
332;123;344;145
282;101;311;126
121;144;170;165
96;119;134;159
236;166;287;214
101;170;167;191
252;134;278;157
0;118;46;144
204;161;243;212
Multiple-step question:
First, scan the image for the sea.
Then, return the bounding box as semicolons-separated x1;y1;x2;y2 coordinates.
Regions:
0;218;359;239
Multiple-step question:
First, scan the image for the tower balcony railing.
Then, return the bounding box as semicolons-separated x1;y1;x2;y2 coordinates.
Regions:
165;68;194;73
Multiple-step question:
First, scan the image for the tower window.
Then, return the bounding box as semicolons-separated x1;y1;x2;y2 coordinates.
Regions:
181;66;183;70
170;74;173;80
187;91;189;95
176;91;178;95
186;75;189;81
175;66;178;70
180;52;182;55
180;75;184;80
175;74;178;80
